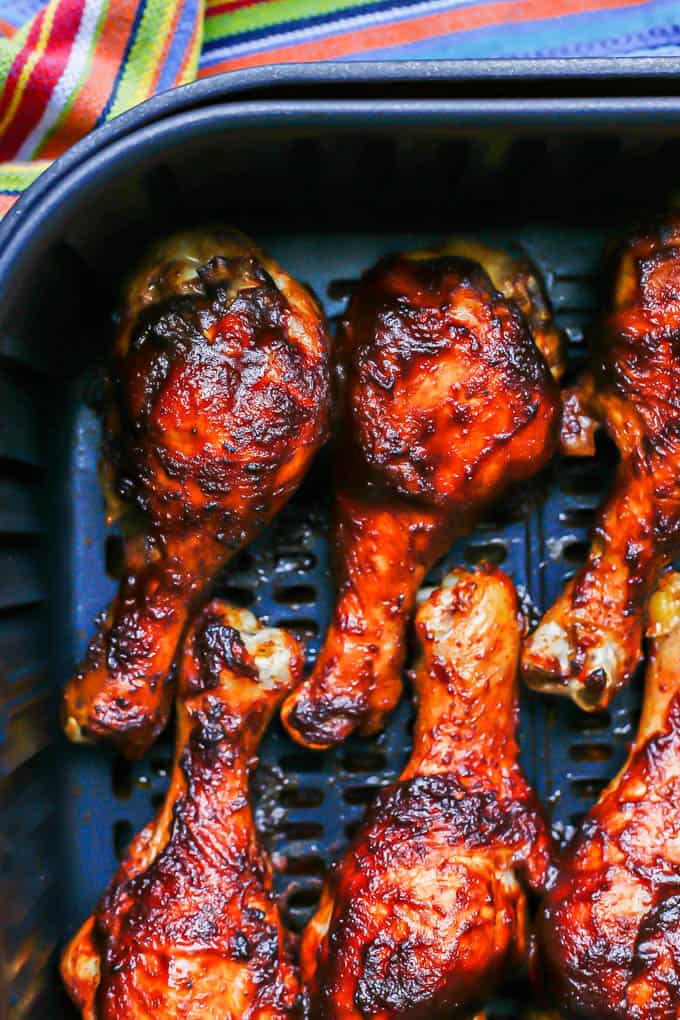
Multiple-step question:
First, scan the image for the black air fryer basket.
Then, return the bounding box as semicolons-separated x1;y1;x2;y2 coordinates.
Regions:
3;59;680;1018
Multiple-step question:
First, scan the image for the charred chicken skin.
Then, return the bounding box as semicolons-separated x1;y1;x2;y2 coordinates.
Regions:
62;228;330;758
60;602;304;1020
301;565;554;1019
282;242;563;749
537;572;680;1019
523;218;680;710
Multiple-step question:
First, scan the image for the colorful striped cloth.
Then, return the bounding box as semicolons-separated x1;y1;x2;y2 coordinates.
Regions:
0;0;678;214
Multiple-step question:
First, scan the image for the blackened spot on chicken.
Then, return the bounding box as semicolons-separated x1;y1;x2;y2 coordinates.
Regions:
193;618;257;692
364;774;538;851
285;686;367;748
232;931;252;960
253;925;281;968
355;933;440;1016
638;894;680;958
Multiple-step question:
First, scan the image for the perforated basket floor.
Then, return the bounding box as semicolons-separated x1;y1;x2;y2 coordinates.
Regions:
44;226;630;1015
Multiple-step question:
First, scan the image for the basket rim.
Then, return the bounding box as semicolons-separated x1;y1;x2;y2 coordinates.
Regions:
1;54;680;247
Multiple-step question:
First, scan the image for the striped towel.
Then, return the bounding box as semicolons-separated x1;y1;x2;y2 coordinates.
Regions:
1;0;678;215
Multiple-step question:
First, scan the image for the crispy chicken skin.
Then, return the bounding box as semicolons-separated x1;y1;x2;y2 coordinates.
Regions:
62;228;330;758
281;243;563;749
432;239;566;384
523;218;680;710
301;566;555;1019
536;572;680;1020
60;603;304;1020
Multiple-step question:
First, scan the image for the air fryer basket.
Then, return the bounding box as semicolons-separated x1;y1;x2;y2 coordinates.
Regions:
3;61;680;1018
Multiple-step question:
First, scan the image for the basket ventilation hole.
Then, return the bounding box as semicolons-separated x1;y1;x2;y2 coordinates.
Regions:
276;618;319;642
113;819;133;860
281;820;324;840
342;750;387;774
230;550;255;573
111;756;133;800
343;784;384;807
286;885;322;911
151;756;171;778
280;752;325;775
479;498;528;530
284;852;325;877
568;710;611;733
560;507;596;528
283;885;322;933
345;820;361;840
105;534;125;580
221;585;255;608
274;585;316;607
569;743;612;763
279;787;324;809
562;540;590;565
327;278;358;302
559;462;608;498
570;777;608;799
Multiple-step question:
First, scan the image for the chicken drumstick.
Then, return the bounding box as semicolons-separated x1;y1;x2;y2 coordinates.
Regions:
62;228;330;758
301;565;554;1020
536;572;680;1019
60;602;304;1020
282;243;563;749
523;217;680;710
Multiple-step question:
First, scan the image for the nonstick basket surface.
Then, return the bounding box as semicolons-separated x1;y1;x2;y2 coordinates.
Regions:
2;64;680;1017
